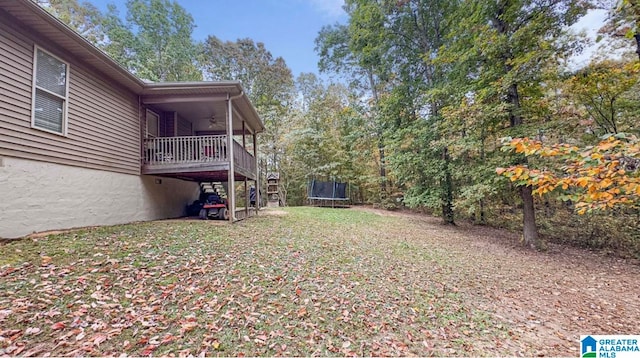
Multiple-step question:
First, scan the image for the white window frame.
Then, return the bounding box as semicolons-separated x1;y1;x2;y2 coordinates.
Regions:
31;46;70;136
146;109;160;138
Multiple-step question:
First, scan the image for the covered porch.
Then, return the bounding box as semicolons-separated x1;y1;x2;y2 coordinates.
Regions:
139;81;264;222
143;135;256;180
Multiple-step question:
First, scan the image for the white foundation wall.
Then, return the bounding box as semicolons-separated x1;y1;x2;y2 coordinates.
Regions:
0;157;200;238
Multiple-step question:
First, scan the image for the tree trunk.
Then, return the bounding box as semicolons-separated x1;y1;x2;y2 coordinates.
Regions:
635;32;640;61
492;3;539;248
367;67;387;196
508;84;540;249
474;199;486;224
520;185;538;249
507;83;522;127
441;147;455;225
378;136;387;196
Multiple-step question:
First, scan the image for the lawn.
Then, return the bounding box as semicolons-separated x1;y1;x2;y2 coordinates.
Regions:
1;207;639;356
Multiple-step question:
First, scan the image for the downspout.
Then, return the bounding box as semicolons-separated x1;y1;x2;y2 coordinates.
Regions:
138;95;142;166
226;91;243;222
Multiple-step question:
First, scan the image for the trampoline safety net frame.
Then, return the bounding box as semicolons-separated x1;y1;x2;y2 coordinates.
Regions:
307;180;350;207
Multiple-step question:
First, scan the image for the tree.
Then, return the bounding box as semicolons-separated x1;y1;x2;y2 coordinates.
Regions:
202;37;293;109
440;0;590;248
598;0;640;59
566;60;640;135
281;75;379;205
201;36;295;197
101;0;201;81
380;0;459;223
36;0;105;44
316;6;390;197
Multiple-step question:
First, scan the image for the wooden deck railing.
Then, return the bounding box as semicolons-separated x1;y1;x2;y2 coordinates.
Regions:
233;140;256;174
143;135;255;173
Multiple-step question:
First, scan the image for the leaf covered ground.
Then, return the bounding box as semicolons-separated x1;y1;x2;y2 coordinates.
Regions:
1;207;639;356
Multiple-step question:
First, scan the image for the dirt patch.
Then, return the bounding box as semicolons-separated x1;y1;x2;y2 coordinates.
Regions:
261;209;288;216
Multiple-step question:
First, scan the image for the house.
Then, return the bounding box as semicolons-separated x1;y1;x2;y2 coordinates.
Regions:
581;336;597;357
0;0;263;239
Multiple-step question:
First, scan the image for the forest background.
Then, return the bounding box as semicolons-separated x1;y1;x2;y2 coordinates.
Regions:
38;0;640;257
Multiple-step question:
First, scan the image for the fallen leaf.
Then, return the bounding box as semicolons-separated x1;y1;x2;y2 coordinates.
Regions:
141;344;157;356
7;344;26;355
0;309;12;319
256;334;268;341
75;331;85;341
41;256;52;266
93;333;107;346
25;327;41;335
180;321;198;334
50;322;65;330
161;334;176;344
297;306;307;317
0;267;18;277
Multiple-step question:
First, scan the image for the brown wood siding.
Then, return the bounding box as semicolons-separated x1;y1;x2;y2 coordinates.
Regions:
0;17;141;175
177;117;192;136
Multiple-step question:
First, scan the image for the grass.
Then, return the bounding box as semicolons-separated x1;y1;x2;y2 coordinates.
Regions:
1;207;524;356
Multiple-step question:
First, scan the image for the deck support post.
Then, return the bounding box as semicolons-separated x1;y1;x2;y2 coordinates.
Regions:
253;133;259;214
227;94;236;222
243;121;249;218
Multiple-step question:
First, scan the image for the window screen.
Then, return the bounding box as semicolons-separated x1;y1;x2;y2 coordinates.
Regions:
33;48;68;134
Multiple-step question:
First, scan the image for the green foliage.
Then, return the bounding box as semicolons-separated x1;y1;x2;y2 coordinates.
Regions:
565;60;640;135
202;37;293;108
37;0;105;43
101;0;202;81
280;76;380;205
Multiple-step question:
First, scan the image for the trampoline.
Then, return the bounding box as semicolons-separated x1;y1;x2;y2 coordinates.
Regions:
307;180;350;207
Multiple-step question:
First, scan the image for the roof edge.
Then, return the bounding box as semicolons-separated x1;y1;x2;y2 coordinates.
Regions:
141;81;243;94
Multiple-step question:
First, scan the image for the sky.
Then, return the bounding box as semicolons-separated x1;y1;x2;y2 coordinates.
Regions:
87;0;608;78
89;0;348;78
570;9;609;69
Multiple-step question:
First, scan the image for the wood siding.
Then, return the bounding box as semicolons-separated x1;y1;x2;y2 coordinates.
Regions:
0;16;140;175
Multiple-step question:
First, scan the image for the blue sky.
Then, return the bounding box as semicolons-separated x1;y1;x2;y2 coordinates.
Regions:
88;0;348;78
87;1;606;77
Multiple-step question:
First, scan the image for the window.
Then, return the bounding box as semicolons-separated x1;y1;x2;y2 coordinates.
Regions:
146;110;159;138
31;47;69;135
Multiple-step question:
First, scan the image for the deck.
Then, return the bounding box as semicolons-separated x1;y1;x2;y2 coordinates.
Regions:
142;135;257;181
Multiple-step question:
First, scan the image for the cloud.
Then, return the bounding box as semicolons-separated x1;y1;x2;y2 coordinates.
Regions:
308;0;346;19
